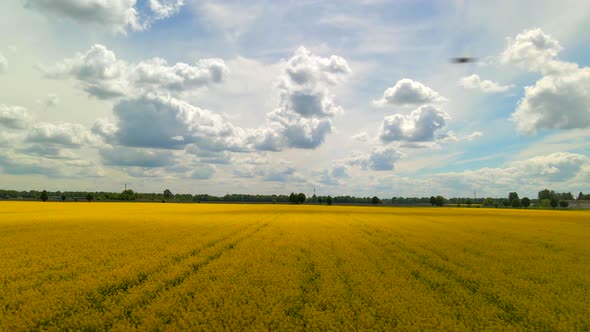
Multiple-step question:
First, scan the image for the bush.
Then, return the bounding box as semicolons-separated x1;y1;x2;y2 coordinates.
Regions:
559;200;569;208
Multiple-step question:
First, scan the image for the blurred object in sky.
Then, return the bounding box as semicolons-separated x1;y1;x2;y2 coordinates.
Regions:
451;57;477;64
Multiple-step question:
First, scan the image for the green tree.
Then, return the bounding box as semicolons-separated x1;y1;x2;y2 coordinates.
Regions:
465;198;473;207
429;196;436;206
483;197;495;207
318;197;323;204
511;198;521;208
559;200;569;208
326;196;333;205
311;194;317;203
502;199;510;207
521;197;531;208
434;195;445;207
86;192;95;202
163;189;173;200
371;196;381;205
61;194;66;201
289;193;297;204
40;190;49;202
508;192;519;203
297;193;306;204
550;197;559;208
578;192;584;200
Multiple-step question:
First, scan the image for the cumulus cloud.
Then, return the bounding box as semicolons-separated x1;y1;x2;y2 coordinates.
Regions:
316;165;350;186
95;94;246;151
0;52;6;73
502;28;590;134
374;79;446;107
437;152;589;194
45;44;228;99
351;132;370;142
26;122;96;148
0;105;30;129
348;145;404;171
100;146;175;167
251;47;351;150
459;74;513;93
24;0;183;34
190;164;215;179
379;105;450;143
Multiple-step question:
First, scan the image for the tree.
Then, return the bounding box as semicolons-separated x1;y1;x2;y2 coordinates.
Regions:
371;196;381;205
297;193;306;204
538;189;556;201
86;192;95;202
521;197;531;208
429;196;436;206
578;192;584;200
502;199;510;207
559;200;569;208
121;189;136;201
311;194;317;203
550;197;559;208
465;198;473;207
483;197;495;207
434;195;445;207
289;192;296;204
508;192;519;203
163;189;173;200
318;197;323;204
511;198;521;208
61;194;67;201
326;196;333;205
40;190;49;202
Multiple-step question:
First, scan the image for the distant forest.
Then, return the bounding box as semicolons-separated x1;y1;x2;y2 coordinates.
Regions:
1;188;588;208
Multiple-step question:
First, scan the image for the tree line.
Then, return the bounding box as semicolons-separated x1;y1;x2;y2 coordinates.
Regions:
1;188;586;208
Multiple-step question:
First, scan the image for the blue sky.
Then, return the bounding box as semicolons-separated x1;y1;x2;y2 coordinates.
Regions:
0;0;589;198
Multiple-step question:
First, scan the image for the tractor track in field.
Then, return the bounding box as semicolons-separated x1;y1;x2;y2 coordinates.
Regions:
32;212;278;330
349;216;543;328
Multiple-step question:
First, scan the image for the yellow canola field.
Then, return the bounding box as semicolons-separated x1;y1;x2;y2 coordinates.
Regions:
1;202;589;331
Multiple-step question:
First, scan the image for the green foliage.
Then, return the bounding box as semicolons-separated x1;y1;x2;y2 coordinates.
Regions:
508;192;519;202
521;197;531;208
163;189;173;200
371;196;381;205
326;196;333;205
434;195;445;207
550;198;559;208
559;200;569;208
61;194;67;201
297;193;306;204
86;193;95;202
429;196;436;206
40;190;48;202
465;198;473;207
511;198;521;208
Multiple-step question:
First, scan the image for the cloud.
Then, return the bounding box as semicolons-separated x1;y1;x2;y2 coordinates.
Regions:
374;79;446;107
0;52;6;73
190;164;215;179
379;105;450;143
45;44;228;99
24;0;183;34
316;165;350;186
18;144;78;160
96;94;246;151
100;146;175;167
502;28;590;134
459;75;513;93
348;145;404;171
436;152;589;194
352;132;370;142
0;105;29;129
251;47;351;150
26;122;96;148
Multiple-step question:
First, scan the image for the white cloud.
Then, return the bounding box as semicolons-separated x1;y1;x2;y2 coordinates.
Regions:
374;79;446;107
0;52;6;73
45;44;228;99
97;94;246;151
100;146;175;167
348;145;404;171
0;105;30;129
251;47;351;150
38;93;60;108
190;164;216;179
26;122;97;148
502;28;590;134
24;0;183;34
148;0;184;19
459;75;513;93
351;132;370;142
379;105;450;143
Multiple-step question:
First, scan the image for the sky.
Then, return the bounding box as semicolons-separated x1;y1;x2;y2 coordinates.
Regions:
1;0;589;198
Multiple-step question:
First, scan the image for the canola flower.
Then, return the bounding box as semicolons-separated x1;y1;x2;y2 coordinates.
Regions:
1;202;589;330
